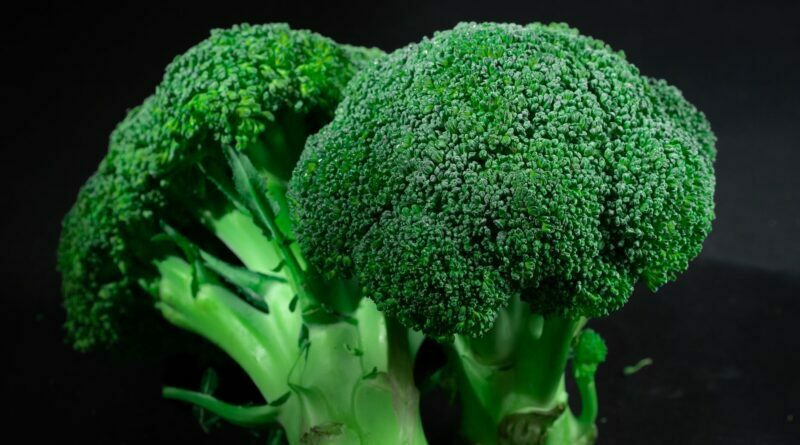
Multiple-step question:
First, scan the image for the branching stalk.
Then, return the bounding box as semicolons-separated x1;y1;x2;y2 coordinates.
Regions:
162;387;283;427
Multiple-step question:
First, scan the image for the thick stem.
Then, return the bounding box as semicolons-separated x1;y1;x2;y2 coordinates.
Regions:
514;317;582;407
264;304;428;445
160;174;426;443
385;317;427;445
157;257;428;444
453;297;586;445
386;317;415;388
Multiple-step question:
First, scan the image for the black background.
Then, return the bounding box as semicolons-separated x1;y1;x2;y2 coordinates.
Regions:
3;1;798;444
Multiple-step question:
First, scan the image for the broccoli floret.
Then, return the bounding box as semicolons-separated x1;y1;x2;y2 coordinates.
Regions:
572;328;607;430
290;22;715;444
58;24;428;444
60;23;365;350
573;329;608;380
292;24;714;335
290;21;715;337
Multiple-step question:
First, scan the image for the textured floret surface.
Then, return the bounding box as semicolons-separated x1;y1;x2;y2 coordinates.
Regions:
290;22;716;336
59;24;378;350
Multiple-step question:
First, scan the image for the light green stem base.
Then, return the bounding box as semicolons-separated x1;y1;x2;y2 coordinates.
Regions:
453;297;598;445
154;254;426;445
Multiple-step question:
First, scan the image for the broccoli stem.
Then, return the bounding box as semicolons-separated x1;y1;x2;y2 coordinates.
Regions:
203;208;283;275
277;310;427;445
152;144;428;443
153;201;427;444
452;297;596;444
155;255;427;444
576;375;599;427
161;387;283;427
154;256;300;402
224;146;312;307
384;317;427;444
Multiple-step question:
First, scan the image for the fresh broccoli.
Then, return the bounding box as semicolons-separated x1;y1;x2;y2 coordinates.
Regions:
290;22;715;444
58;24;427;444
60;20;715;445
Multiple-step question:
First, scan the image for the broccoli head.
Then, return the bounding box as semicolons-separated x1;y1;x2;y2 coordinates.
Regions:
290;22;716;337
59;23;378;351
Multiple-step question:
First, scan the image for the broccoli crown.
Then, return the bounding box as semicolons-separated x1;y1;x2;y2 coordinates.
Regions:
290;22;716;337
58;24;378;351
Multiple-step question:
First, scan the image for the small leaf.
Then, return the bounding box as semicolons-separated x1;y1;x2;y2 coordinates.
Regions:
344;344;363;357
193;404;220;433
159;222;213;297
336;313;359;326
200;251;286;313
623;358;653;376
362;367;379;380
200;368;219;394
266;428;285;445
497;362;515;372
272;260;286;273
298;324;310;349
190;259;212;298
321;303;358;325
198;161;249;215
224;146;275;240
193;368;221;433
269;391;292;407
225;283;270;313
160;222;199;262
289;294;299;312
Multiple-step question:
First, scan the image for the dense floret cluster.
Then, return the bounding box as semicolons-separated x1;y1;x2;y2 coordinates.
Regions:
59;24;378;350
291;22;715;337
573;328;608;380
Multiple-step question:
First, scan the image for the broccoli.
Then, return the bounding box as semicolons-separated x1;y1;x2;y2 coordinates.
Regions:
58;24;427;444
290;22;715;444
60;20;715;445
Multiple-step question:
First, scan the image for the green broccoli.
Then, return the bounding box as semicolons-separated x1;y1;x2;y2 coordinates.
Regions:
291;22;715;444
58;24;427;444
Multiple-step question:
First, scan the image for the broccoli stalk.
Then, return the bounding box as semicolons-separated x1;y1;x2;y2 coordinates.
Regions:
451;304;608;445
152;152;427;443
452;310;583;444
58;24;427;444
156;252;425;443
153;215;427;444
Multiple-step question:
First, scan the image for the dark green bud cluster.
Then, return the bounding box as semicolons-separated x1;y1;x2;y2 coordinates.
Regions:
573;328;607;381
290;22;715;337
58;24;378;350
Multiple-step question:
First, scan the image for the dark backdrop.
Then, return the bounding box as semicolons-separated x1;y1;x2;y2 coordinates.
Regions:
3;1;798;444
